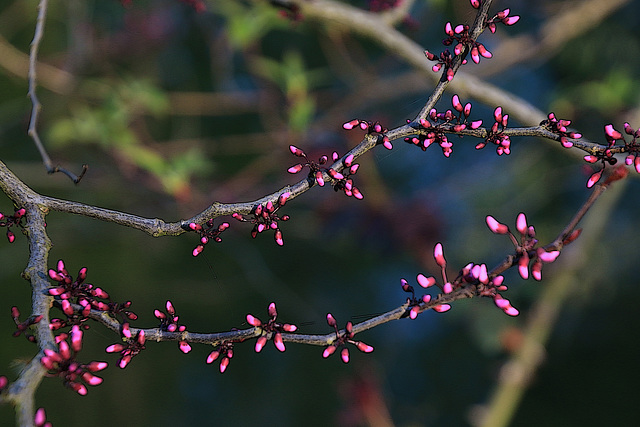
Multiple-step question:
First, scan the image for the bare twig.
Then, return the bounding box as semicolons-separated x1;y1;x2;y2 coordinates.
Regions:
27;0;87;183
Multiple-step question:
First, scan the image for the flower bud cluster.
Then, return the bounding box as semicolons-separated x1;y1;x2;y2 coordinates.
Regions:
582;123;639;188
48;260;137;327
41;325;108;395
206;342;235;373
232;193;290;246
485;8;521;32
106;327;146;369
542;112;582;148
401;241;522;318
485;213;561;282
342;119;393;150
424;3;519;81
405;95;482;157
322;313;374;363
246;302;297;353
155;300;191;354
0;207;26;243
188;219;230;256
475;106;511;155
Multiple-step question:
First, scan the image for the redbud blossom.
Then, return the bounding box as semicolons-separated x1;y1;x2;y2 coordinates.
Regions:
255;336;268;352
518;252;530;279
323;345;337;358
434;243;446;267
486;215;509;234
516;213;527;235
417;273;436;288
274;332;286;352
433;304;451;313
341;348;350;363
587;169;603;188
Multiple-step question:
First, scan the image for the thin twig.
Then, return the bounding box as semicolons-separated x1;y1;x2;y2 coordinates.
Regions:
28;0;87;183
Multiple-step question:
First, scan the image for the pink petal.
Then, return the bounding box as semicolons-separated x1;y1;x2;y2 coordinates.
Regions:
486;215;509;234
341;348;350;363
433;243;446;267
417;273;436;288
516;213;527;234
433;304;451;313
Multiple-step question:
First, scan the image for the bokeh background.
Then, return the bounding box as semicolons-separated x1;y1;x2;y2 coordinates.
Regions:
1;0;640;425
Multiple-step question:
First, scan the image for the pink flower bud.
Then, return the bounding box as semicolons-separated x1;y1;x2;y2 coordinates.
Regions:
34;408;47;427
246;314;262;327
61;300;74;316
341;347;350;363
327;168;344;180
343;119;360;130
463;103;472;117
207;350;220;363
417;273;436;288
486;215;509;234
323;345;336;358
326;313;337;327
537;248;560;263
433;243;446;268
85;361;108;371
587;169;603;188
409;305;419;319
518;252;530;279
516;213;527;235
433;304;451;313
268;302;277;318
452;95;463;112
499;13;517;24
289;145;305;156
106;344;125;353
532;259;543;281
470;46;480;64
274;229;284;246
604;124;622;141
344;154;354;167
445;22;454;36
274;332;285;352
446;68;454;81
119;355;132;369
443;282;453;294
278;192;290;205
219;357;229;373
82;372;103;386
494;107;503;124
287;164;304;174
477;44;492;58
356;341;374;353
255;336;267;352
283;323;297;332
583;155;598;163
179;341;191;353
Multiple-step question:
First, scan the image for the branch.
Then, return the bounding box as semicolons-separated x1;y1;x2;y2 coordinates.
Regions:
27;0;87;183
